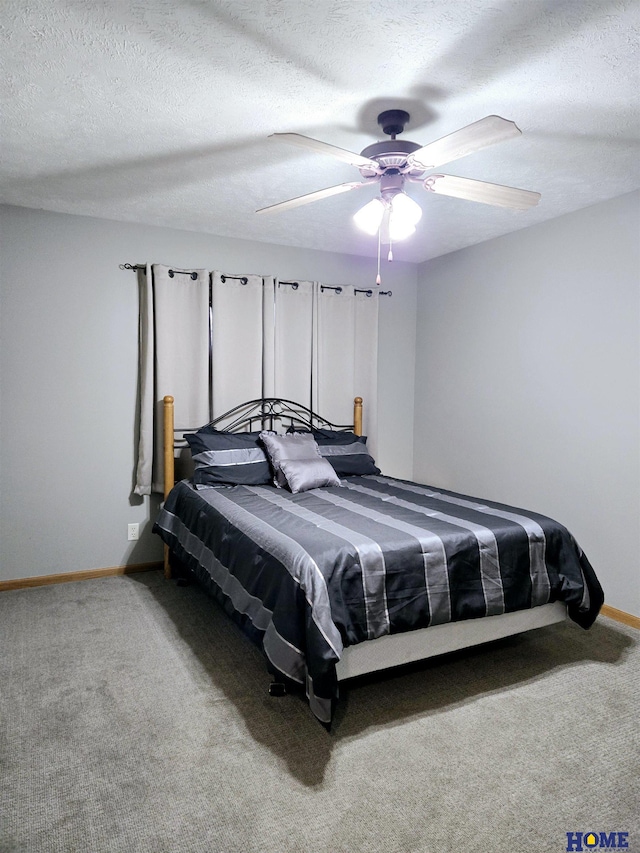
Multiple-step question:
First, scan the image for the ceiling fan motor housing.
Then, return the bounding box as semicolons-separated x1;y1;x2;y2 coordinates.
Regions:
358;139;423;177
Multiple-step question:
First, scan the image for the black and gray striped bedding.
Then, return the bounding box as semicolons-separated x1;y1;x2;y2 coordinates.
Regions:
153;475;603;724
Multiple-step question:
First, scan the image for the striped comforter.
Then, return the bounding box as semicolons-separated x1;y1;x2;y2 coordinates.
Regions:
153;475;603;723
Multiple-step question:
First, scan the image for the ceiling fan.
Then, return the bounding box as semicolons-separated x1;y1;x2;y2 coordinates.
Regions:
256;110;541;244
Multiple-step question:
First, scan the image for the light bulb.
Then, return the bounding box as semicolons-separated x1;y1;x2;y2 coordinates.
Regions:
384;193;422;241
391;192;422;226
353;198;385;235
389;219;416;241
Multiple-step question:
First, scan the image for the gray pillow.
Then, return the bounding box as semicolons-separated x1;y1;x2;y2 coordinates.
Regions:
278;458;341;494
259;431;322;487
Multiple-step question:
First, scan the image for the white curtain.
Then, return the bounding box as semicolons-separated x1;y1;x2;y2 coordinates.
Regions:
210;273;272;426
263;279;315;405
135;264;210;495
312;284;379;452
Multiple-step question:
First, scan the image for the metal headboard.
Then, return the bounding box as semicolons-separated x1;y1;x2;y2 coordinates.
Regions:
161;395;363;578
187;397;357;436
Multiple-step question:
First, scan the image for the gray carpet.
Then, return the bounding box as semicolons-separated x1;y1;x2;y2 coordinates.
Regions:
1;571;638;853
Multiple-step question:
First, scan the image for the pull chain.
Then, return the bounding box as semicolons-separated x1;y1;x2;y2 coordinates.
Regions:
376;225;382;285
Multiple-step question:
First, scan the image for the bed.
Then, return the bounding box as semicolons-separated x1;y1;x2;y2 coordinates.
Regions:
153;395;603;724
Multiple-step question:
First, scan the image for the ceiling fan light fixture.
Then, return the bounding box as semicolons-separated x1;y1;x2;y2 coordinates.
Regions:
354;191;422;241
353;197;385;235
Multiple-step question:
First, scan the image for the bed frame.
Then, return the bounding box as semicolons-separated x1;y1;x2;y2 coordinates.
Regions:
161;394;566;683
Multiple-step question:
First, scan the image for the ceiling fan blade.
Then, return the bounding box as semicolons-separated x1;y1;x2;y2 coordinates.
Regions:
269;132;380;170
256;181;370;215
424;174;541;210
406;115;522;171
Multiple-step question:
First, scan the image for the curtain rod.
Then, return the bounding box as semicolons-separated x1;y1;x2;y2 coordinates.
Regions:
279;281;390;296
120;265;391;296
220;274;248;285
321;284;391;297
120;263;199;280
355;288;392;297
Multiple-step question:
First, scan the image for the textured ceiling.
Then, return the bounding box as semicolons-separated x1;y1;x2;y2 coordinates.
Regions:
1;0;639;263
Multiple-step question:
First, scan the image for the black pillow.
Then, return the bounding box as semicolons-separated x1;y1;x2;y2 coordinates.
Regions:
288;428;380;477
185;429;272;486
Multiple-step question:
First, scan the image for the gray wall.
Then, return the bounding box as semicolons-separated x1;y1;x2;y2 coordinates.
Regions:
0;205;417;581
413;191;640;616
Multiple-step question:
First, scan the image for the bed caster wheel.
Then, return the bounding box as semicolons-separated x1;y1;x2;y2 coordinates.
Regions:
269;682;287;697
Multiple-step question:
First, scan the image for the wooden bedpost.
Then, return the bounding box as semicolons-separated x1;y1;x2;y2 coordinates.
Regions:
163;395;175;579
354;397;363;437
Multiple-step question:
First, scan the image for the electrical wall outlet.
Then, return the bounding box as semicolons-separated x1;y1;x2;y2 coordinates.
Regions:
127;523;139;541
